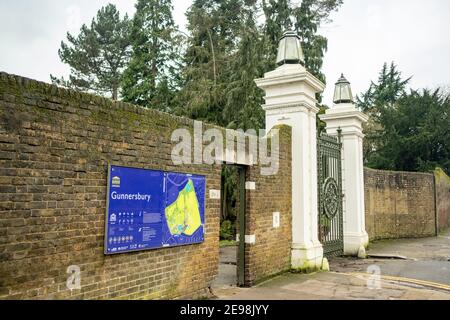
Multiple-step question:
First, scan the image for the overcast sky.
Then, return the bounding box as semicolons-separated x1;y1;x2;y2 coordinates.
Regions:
1;0;449;104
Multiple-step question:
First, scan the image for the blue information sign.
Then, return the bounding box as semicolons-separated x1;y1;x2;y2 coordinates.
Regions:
105;165;206;254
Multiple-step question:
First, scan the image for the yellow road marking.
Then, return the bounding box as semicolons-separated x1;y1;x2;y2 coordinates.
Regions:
348;272;450;291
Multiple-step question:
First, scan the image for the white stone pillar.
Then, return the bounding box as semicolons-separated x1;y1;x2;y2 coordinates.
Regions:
255;64;326;271
320;103;369;256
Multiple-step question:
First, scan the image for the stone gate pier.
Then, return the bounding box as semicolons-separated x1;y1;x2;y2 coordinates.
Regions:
255;62;325;271
256;32;369;269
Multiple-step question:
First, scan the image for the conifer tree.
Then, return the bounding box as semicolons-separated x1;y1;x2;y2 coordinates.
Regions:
356;62;412;164
175;0;247;126
225;1;266;130
356;62;411;113
121;0;181;111
51;4;131;100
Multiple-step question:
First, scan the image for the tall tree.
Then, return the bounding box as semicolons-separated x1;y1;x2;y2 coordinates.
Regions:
368;89;450;173
175;0;248;126
224;1;266;130
355;62;450;174
121;0;181;111
356;62;411;163
51;4;131;100
357;62;411;114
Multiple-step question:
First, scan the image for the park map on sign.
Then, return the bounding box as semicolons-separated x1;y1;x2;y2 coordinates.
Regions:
165;179;202;237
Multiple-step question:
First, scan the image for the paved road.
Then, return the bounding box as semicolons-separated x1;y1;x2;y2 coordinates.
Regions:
216;271;450;300
213;229;450;300
330;228;450;287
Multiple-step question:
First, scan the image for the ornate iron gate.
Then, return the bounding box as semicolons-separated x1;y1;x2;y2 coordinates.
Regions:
317;130;344;257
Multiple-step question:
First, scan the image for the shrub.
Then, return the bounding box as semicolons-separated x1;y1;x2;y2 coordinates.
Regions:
220;220;234;240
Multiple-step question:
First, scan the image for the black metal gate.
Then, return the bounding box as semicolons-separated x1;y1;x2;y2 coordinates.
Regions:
317;130;344;257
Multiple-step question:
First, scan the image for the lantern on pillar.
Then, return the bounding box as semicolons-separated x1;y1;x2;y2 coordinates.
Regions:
333;74;353;104
276;31;305;66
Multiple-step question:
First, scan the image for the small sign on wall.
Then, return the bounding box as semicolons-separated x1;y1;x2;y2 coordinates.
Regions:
245;234;256;244
273;212;280;228
245;181;256;190
209;189;221;199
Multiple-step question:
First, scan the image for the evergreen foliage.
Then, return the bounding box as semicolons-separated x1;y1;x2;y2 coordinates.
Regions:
51;4;131;100
121;0;182;111
358;63;450;174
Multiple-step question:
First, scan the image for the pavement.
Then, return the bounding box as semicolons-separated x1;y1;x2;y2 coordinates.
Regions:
211;245;238;290
331;228;450;286
211;229;450;300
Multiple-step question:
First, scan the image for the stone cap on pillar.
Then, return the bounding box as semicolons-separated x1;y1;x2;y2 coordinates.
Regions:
255;64;325;114
321;73;368;134
320;108;369;136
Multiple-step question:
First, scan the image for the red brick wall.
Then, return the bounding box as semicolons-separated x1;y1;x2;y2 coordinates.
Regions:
0;72;293;299
0;72;222;299
364;168;436;240
245;126;292;285
434;168;450;232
